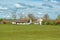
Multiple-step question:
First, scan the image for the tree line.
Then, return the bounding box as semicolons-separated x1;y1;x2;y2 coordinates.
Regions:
0;13;60;25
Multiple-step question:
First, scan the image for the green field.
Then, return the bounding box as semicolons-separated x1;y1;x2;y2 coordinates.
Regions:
0;24;60;40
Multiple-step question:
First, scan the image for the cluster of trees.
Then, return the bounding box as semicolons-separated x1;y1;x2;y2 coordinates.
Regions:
0;19;6;24
0;19;10;24
42;14;60;25
0;12;60;25
16;13;60;25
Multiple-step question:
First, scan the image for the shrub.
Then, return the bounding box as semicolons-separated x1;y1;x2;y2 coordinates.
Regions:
54;20;60;25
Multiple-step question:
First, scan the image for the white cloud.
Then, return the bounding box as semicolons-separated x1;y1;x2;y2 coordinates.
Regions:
7;15;11;18
38;12;43;14
0;7;8;10
51;0;58;3
14;3;23;8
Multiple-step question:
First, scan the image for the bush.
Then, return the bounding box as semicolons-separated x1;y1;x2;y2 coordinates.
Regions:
54;20;60;25
42;20;56;25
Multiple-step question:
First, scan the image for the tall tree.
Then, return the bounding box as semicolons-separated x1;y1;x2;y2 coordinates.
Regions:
18;12;24;20
56;14;60;20
12;11;16;20
0;19;3;22
12;8;18;20
43;13;49;20
28;13;36;22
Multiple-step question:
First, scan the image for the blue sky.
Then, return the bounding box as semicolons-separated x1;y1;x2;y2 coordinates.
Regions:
0;0;60;19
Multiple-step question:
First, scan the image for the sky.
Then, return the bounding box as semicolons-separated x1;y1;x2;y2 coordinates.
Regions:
0;0;60;19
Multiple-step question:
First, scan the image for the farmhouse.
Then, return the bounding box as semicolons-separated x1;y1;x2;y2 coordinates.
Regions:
12;19;32;25
34;18;43;25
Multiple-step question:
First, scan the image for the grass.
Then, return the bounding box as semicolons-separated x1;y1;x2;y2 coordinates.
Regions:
0;24;60;40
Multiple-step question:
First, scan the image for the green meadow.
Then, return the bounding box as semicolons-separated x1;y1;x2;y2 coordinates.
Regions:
0;24;60;40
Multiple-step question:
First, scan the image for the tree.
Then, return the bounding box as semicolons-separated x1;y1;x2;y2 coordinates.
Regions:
55;14;60;25
42;14;50;25
43;13;49;20
18;12;24;20
28;13;36;22
0;19;3;24
12;13;16;20
56;14;60;20
0;19;3;22
12;9;17;20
